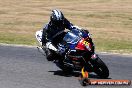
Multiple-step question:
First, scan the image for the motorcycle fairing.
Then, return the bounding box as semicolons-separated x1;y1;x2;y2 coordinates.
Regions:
63;29;91;50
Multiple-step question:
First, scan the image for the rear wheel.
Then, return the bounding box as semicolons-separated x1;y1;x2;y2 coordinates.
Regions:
91;57;109;78
55;60;73;73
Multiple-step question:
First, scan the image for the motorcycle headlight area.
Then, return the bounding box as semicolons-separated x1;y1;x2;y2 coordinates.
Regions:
83;41;92;51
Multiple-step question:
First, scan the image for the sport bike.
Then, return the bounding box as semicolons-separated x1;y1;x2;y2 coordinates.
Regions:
35;28;109;86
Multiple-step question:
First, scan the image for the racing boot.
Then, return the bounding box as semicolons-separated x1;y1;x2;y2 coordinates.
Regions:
42;45;53;61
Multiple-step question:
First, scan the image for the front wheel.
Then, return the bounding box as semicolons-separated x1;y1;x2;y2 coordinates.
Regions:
91;57;109;78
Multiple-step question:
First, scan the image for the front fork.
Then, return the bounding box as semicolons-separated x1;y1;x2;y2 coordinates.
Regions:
80;53;98;78
79;53;98;86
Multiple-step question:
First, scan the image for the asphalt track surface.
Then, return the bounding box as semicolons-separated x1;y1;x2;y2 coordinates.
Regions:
0;45;131;88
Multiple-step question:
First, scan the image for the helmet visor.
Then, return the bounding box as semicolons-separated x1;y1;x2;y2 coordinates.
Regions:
52;20;64;26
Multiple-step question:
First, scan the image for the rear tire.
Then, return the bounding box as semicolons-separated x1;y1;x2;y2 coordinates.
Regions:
55;60;73;73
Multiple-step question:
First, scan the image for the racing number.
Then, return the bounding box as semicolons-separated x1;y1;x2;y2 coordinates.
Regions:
83;41;89;46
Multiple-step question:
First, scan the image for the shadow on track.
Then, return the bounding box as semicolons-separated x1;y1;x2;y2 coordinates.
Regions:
48;70;80;77
48;70;111;79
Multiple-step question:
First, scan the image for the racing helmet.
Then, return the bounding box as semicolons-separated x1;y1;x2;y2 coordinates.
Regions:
50;9;64;26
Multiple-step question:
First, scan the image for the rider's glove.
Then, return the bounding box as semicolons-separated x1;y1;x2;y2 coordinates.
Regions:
71;25;82;30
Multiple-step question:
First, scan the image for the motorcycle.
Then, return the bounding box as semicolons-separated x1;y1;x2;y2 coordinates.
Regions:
35;28;109;86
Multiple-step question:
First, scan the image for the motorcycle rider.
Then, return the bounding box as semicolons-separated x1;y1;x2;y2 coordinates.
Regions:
41;9;83;65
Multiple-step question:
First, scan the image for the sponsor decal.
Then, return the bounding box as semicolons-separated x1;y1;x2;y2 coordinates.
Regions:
87;79;131;85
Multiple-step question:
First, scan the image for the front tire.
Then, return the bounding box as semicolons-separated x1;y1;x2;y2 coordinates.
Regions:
92;57;109;78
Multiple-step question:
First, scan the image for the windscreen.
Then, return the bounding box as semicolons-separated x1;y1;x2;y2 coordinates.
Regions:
63;31;81;44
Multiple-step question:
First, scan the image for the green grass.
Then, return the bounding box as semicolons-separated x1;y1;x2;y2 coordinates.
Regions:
0;0;132;53
94;38;132;53
0;32;35;45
